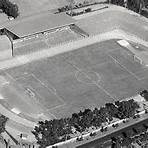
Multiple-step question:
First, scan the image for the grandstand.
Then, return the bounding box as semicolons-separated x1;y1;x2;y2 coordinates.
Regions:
44;27;82;46
0;12;86;55
4;13;75;39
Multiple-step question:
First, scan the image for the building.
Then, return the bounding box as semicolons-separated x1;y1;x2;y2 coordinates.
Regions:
0;12;75;43
0;12;76;58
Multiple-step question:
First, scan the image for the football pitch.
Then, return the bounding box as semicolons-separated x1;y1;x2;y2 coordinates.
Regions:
2;39;148;120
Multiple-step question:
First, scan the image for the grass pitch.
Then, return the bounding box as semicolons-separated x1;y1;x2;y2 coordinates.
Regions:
2;39;148;120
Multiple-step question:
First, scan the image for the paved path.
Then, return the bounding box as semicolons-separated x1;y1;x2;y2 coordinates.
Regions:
76;113;148;148
5;125;36;142
0;104;36;128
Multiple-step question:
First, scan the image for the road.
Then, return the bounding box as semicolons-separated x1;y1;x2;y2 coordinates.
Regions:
76;113;148;148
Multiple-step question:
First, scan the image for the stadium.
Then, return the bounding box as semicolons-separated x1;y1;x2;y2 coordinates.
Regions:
0;2;148;148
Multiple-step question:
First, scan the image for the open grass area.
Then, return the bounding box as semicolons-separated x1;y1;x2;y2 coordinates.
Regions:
76;10;148;41
2;39;148;120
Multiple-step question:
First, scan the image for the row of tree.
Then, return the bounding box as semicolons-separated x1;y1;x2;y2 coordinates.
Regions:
66;8;92;16
32;99;140;148
58;0;92;13
111;125;148;147
110;0;147;13
60;0;148;16
0;114;8;134
0;0;19;18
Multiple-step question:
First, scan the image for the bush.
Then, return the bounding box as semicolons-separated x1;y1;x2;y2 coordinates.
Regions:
52;146;58;148
90;132;97;137
85;8;91;13
76;136;83;141
112;123;119;128
140;90;148;101
111;0;124;6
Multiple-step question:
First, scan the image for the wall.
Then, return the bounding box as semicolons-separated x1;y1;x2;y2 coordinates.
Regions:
0;35;12;60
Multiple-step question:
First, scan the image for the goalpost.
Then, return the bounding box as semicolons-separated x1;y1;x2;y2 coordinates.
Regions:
133;55;143;65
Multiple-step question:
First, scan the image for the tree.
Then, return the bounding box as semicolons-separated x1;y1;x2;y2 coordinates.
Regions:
115;99;139;119
105;103;119;118
140;90;148;101
111;0;124;6
110;0;146;14
0;114;8;134
127;0;145;13
7;3;19;18
0;0;19;18
67;0;75;16
32;98;140;147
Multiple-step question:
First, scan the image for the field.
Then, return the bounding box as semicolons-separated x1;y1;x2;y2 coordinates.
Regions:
2;39;148;120
76;10;148;41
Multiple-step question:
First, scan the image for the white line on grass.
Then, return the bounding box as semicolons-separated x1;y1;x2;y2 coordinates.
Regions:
31;74;66;105
67;61;116;102
133;68;148;81
43;112;57;119
31;74;56;93
108;54;141;81
75;71;94;85
2;73;59;120
14;73;33;81
5;72;16;81
45;103;66;112
25;86;57;119
95;82;116;102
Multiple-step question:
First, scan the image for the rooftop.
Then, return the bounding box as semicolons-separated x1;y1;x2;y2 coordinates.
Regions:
5;13;76;38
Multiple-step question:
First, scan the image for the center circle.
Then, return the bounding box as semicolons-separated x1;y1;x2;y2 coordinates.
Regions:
76;70;101;84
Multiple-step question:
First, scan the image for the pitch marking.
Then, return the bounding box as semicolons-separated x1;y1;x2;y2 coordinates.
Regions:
108;54;141;80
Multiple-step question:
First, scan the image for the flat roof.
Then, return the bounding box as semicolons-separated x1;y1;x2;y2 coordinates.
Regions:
6;13;75;38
